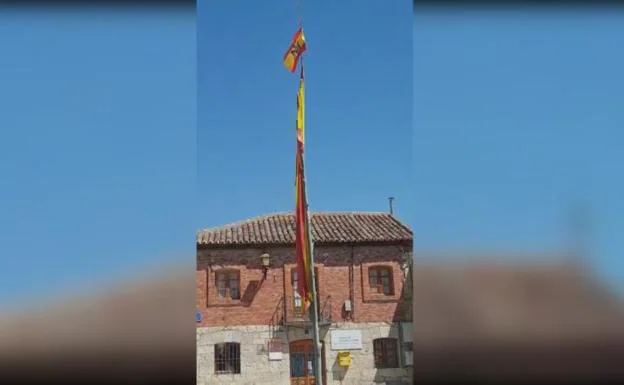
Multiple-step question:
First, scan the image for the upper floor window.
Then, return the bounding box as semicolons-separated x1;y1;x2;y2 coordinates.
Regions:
291;269;303;315
216;270;240;300
373;338;399;368
290;267;319;316
368;266;394;295
214;342;241;374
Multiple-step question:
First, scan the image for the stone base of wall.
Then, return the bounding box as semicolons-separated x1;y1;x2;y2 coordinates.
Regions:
197;322;413;385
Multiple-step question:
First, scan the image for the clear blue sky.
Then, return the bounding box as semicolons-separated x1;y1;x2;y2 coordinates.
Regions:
197;0;413;225
0;9;196;306
414;8;624;290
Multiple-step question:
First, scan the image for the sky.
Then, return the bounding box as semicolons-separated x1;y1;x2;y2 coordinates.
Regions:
0;9;196;306
413;8;624;290
197;0;413;226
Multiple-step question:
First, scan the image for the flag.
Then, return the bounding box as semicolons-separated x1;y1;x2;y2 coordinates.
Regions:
296;67;305;146
294;66;312;309
283;28;307;73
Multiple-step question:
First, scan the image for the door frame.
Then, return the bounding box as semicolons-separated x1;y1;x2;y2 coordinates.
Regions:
289;338;326;385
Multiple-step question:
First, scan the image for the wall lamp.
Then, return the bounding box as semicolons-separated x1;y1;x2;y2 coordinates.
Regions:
260;253;271;278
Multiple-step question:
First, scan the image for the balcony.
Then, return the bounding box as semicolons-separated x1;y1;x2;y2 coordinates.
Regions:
278;294;332;328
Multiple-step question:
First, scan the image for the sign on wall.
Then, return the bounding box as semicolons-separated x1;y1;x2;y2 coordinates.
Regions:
268;338;283;361
330;330;363;350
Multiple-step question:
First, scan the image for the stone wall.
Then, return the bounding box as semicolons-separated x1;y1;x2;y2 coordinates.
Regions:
197;322;413;385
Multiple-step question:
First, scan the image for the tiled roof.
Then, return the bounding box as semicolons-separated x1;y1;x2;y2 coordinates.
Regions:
196;212;412;247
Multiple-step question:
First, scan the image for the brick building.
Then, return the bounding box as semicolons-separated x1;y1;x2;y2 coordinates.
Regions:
196;212;413;385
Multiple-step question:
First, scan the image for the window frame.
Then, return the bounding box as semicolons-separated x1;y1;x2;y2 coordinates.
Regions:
291;269;304;316
368;266;394;296
289;266;320;317
373;338;399;369
215;270;241;300
214;342;241;375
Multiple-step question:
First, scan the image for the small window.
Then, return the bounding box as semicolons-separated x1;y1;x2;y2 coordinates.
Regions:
368;266;394;295
291;269;303;315
216;271;240;300
214;342;241;374
373;338;399;368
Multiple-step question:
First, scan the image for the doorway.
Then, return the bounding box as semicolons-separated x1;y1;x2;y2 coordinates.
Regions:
289;339;326;385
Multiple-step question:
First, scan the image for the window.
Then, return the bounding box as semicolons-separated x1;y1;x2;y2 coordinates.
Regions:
373;338;399;368
214;342;241;374
291;269;303;316
368;266;393;295
290;267;320;317
216;271;240;300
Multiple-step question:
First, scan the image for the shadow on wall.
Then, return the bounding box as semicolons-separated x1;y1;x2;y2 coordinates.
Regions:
240;280;261;306
331;357;348;382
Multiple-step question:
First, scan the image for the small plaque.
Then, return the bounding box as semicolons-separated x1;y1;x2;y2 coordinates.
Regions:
268;338;283;361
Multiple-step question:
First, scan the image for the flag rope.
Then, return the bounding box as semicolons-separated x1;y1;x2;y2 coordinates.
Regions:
297;0;304;29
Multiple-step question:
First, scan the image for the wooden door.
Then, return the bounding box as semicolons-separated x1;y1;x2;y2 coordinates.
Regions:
289;339;317;385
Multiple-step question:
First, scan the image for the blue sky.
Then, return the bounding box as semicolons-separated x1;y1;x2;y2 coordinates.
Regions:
197;0;413;225
414;8;624;290
0;9;196;306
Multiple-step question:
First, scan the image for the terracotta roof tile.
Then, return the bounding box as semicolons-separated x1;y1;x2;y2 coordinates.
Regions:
197;212;412;247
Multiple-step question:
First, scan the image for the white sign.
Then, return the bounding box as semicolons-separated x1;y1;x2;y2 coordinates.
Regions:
330;330;363;350
268;339;283;361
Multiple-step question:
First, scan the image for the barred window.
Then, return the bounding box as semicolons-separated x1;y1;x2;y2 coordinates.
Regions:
369;266;394;295
373;338;399;368
216;271;240;300
214;342;241;374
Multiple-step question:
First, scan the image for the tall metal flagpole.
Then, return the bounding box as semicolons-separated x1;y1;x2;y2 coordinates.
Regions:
300;57;322;385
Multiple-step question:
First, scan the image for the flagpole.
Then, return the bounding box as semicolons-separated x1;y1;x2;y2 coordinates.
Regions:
300;58;322;385
305;174;322;385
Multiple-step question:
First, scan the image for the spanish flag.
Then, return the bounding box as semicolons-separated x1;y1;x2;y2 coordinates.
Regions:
283;28;307;73
294;66;312;308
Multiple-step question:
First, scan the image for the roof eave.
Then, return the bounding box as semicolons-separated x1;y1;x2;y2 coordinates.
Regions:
196;239;413;251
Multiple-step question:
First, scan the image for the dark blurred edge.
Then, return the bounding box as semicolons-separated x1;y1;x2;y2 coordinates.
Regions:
0;351;195;385
413;0;624;9
0;0;194;8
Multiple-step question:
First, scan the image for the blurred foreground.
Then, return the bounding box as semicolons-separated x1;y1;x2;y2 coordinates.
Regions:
412;257;624;384
0;266;196;385
0;257;623;384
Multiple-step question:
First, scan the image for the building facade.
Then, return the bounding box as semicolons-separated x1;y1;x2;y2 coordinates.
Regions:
196;212;413;385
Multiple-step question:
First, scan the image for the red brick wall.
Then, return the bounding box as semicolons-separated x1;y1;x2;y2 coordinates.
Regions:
196;244;412;327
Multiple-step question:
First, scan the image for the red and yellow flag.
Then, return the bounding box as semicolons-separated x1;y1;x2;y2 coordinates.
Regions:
283;28;307;73
294;66;312;308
